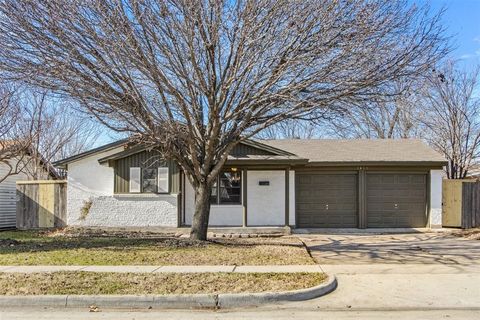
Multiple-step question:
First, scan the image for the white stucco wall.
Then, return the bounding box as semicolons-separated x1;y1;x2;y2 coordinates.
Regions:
247;170;285;226
184;170;288;227
67;147;178;227
429;169;443;228
78;194;178;227
184;178;243;226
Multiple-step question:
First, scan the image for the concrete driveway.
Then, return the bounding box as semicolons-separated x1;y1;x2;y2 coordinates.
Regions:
299;231;480;265
287;231;480;312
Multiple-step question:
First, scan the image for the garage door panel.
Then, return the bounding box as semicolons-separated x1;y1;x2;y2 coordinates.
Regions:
367;173;427;228
410;175;425;183
296;173;358;228
398;175;411;183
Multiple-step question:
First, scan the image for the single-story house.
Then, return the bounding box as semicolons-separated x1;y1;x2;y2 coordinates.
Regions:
54;138;446;229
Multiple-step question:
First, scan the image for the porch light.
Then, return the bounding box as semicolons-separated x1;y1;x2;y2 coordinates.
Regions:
231;172;241;182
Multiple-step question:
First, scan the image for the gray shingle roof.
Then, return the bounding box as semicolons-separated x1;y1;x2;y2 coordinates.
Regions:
261;139;446;164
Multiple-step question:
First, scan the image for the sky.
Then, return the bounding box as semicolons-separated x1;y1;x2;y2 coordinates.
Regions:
94;1;480;146
416;0;480;69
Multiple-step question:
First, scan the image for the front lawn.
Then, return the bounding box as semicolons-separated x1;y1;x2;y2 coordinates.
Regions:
0;230;314;266
0;272;326;295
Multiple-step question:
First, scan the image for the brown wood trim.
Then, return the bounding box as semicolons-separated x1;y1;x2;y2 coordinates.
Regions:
296;170;358;175
358;168;366;228
226;160;308;166
363;167;439;171
177;171;183;228
365;170;430;174
294;170;298;230
285;168;290;227
294;166;440;172
294;166;361;172
16;180;67;185
302;161;447;167
183;173;186;226
228;166;292;170
242;170;248;227
426;171;431;228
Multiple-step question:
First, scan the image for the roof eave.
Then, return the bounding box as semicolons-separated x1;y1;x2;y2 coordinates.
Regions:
97;145;147;166
242;139;296;156
54;137;298;170
226;158;309;166
304;160;447;167
53;139;129;168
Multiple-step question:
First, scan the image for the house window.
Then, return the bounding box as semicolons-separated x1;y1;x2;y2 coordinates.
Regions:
210;170;242;205
129;166;169;193
142;168;157;193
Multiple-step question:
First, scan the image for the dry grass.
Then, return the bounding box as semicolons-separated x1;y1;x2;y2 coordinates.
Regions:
0;231;314;266
0;272;327;295
451;228;480;240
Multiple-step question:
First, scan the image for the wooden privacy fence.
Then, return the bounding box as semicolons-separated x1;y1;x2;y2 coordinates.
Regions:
16;180;67;229
442;179;480;229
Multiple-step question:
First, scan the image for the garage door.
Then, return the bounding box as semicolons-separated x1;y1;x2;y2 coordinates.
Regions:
366;173;427;228
296;173;357;228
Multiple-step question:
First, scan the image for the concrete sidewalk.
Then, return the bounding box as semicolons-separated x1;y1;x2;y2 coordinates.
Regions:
320;263;480;274
0;265;323;273
2;263;479;274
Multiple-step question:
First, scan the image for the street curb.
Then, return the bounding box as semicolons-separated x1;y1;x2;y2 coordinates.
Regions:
0;275;337;309
217;274;337;308
67;294;218;309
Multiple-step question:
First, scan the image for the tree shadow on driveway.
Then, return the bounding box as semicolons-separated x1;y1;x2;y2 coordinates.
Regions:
299;233;480;265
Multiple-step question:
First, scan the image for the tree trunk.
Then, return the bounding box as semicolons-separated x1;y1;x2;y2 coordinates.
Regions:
190;183;212;241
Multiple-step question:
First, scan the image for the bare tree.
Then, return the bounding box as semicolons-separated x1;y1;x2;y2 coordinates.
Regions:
0;84;34;182
0;86;100;181
421;62;480;179
0;0;448;240
257;119;319;139
324;81;427;139
20;91;101;179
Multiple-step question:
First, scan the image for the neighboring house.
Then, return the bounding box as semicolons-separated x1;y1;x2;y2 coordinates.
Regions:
0;152;59;229
0;161;28;229
54;139;446;229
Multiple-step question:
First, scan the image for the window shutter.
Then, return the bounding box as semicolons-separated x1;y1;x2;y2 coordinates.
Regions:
158;167;169;193
129;167;141;193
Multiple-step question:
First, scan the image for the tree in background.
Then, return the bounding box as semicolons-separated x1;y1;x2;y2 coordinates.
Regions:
0;85;100;181
321;60;480;179
20;91;101;179
0;84;32;182
324;94;422;139
421;63;480;179
257;119;320;139
324;82;426;139
0;0;447;240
